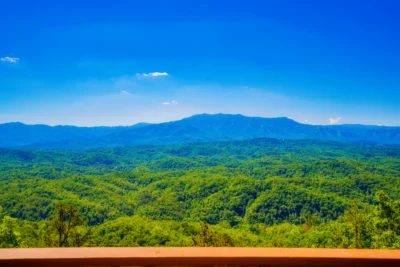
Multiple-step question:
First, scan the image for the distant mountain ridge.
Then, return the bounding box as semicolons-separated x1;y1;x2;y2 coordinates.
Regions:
1;114;399;148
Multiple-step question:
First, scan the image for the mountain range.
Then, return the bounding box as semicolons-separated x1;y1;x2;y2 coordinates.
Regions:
1;113;399;149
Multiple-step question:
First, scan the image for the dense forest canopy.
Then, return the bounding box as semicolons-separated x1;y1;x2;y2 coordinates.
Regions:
0;138;399;248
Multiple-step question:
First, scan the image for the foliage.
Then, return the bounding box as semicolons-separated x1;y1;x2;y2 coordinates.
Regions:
49;203;91;247
0;138;399;248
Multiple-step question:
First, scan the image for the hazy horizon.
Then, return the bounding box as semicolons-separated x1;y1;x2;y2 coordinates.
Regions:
1;113;399;128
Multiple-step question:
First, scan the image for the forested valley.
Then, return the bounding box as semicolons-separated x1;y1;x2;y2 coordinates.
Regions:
1;138;400;248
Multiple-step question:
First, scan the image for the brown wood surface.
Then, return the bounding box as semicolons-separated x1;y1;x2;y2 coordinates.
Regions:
0;247;400;266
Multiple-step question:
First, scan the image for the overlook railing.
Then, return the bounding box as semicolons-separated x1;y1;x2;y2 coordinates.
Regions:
1;247;400;267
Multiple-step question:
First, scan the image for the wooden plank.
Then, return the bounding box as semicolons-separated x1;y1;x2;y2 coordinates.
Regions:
0;247;399;266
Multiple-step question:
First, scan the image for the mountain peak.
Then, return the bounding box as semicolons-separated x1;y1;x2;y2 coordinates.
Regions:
0;114;399;148
0;122;26;126
185;113;296;122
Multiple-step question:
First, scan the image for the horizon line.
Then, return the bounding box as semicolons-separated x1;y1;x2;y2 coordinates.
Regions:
0;113;398;128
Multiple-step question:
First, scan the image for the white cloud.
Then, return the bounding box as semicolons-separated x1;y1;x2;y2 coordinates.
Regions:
161;100;178;106
137;72;169;77
329;117;342;125
1;56;20;63
120;90;131;95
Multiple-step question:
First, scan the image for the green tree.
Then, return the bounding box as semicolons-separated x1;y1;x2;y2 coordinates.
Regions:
0;216;22;248
50;203;91;247
192;223;234;247
373;191;400;248
343;201;371;248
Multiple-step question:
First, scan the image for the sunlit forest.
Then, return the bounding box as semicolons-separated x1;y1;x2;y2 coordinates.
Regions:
1;138;399;248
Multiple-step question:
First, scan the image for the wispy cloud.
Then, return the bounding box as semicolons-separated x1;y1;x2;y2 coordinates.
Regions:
120;90;131;95
329;117;342;125
137;72;169;77
161;100;179;106
1;56;20;63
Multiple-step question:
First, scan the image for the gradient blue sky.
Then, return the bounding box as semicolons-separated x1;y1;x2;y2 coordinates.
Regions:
1;0;399;126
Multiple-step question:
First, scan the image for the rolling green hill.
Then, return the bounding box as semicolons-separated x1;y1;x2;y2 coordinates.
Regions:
0;138;400;248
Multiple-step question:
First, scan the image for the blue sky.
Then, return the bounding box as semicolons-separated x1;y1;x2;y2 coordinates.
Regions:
1;0;399;126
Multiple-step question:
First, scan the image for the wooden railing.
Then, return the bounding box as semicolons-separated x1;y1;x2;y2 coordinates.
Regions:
1;247;400;266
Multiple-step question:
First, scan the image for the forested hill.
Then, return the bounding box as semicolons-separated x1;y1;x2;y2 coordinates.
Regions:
1;114;400;149
0;138;400;248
